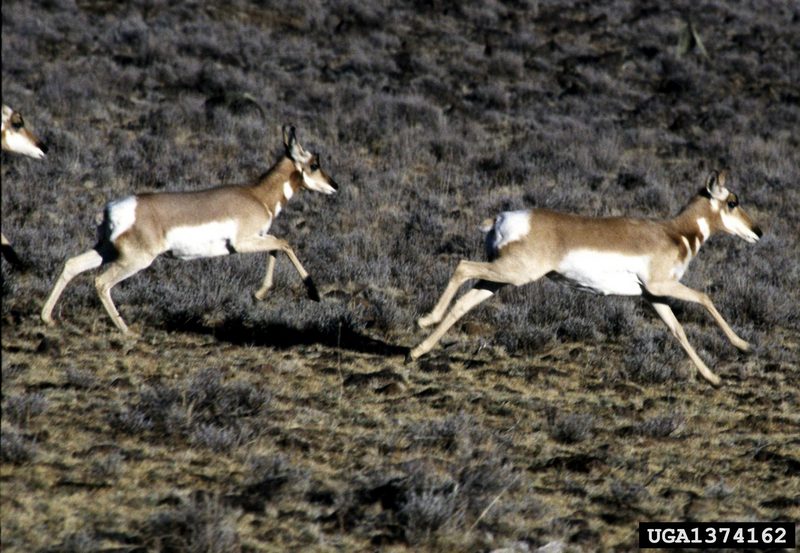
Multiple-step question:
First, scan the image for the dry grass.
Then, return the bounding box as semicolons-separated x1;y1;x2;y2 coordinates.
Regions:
3;0;799;551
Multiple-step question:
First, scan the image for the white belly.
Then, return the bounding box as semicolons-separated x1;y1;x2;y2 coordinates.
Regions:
165;220;239;260
555;250;650;296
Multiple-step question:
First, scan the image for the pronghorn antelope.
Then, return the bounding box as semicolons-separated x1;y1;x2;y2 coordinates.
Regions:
2;104;48;266
41;125;337;333
410;171;762;386
2;105;47;159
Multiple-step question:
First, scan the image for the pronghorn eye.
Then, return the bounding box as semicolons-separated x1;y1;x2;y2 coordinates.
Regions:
309;162;319;172
12;118;24;129
727;200;738;209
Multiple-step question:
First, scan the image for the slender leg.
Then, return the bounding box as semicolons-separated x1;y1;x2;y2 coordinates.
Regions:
236;235;319;301
254;253;277;301
410;284;503;360
650;301;721;386
419;260;523;328
41;249;105;325
646;280;750;352
94;254;154;334
1;232;25;268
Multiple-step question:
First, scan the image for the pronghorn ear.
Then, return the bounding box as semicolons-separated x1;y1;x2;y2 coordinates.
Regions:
283;124;296;154
283;125;311;164
2;105;12;125
705;170;727;200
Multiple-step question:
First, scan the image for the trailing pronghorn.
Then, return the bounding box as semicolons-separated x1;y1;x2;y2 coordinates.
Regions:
410;170;762;386
41;125;337;333
2;104;48;266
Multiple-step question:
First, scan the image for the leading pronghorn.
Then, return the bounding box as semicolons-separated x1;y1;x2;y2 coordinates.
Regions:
41;125;337;333
410;170;762;386
2;104;48;266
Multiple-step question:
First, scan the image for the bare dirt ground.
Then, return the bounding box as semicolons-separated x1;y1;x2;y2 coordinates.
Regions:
2;0;799;550
2;307;798;551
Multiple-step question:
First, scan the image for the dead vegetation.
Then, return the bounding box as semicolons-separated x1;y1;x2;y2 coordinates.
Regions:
2;0;799;551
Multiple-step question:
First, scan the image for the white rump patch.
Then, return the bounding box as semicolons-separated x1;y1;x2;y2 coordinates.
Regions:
283;180;294;200
556;250;651;296
166;220;239;260
4;131;45;159
107;196;138;241
490;210;530;253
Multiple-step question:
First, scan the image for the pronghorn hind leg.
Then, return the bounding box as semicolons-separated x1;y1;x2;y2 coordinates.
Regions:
650;301;721;386
254;253;277;301
237;235;319;301
41;249;105;325
410;282;503;360
419;260;516;328
94;254;154;334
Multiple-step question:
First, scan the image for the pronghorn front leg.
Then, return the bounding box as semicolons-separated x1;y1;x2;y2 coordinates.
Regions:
419;260;514;328
410;283;502;360
646;280;751;352
650;301;721;386
237;235;320;301
42;249;105;326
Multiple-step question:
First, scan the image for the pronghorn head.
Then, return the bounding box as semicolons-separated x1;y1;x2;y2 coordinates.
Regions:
704;170;762;243
283;125;338;195
2;105;48;159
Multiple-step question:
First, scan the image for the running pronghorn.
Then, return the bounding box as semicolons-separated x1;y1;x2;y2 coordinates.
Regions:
2;104;48;266
410;170;762;386
41;125;337;333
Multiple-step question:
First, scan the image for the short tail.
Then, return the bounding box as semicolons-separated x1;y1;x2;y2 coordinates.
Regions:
93;208;120;262
481;216;500;261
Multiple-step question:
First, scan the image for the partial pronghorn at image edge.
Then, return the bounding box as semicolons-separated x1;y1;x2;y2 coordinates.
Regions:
2;104;48;268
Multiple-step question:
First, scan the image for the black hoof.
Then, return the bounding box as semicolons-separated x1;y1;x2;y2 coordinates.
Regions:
1;244;27;270
304;276;321;302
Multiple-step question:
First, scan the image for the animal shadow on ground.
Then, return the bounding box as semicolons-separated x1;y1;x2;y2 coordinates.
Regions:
160;312;409;357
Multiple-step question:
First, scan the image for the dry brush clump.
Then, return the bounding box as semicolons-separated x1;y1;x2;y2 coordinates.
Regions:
329;413;542;548
0;426;37;465
111;367;271;453
1;391;47;465
2;0;799;551
545;410;595;445
142;492;242;553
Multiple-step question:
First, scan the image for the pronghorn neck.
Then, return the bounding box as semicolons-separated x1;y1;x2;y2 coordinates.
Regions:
670;193;719;257
250;156;303;217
